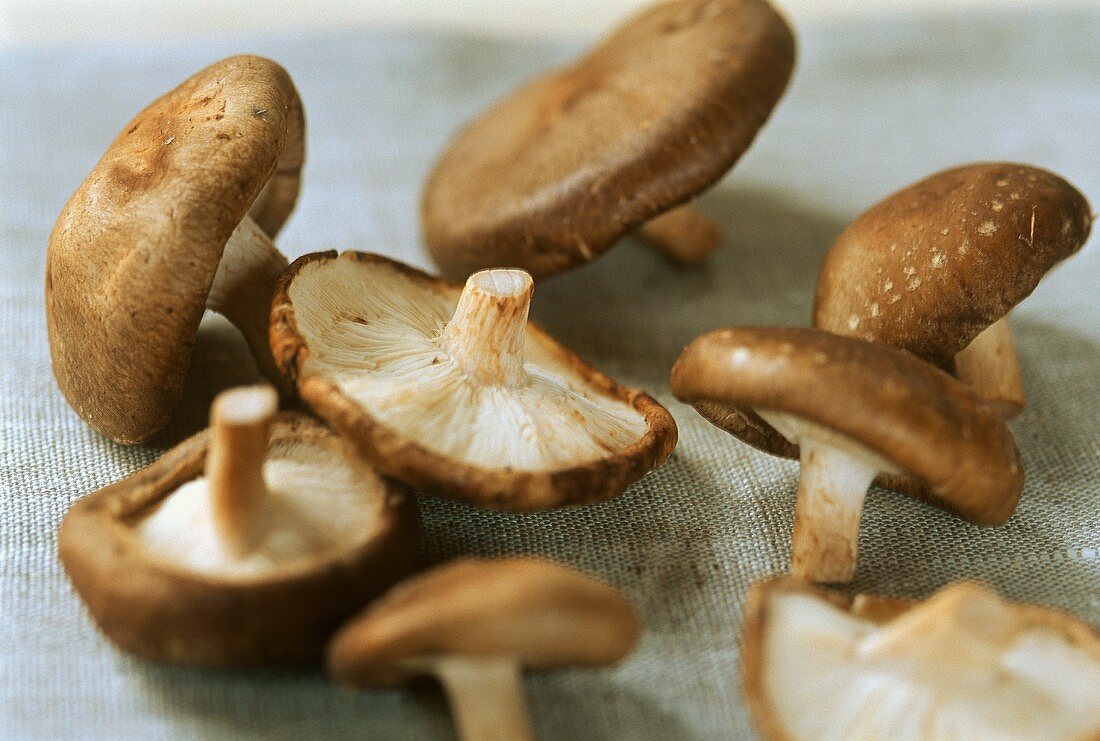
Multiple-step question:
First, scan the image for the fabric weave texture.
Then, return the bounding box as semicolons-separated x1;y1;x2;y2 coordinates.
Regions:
1;8;1098;739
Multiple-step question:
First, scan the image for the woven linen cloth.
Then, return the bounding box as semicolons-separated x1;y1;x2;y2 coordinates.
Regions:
2;6;1098;739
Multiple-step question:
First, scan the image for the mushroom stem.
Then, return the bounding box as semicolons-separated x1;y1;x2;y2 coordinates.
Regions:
434;657;534;741
790;439;878;583
206;215;291;394
440;269;534;387
636;204;721;265
953;318;1026;418
206;385;278;557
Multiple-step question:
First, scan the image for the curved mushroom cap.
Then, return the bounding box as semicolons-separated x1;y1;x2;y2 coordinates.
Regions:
270;252;677;511
58;413;418;667
669;327;1023;523
328;557;641;687
814;163;1092;366
47;54;305;444
421;0;795;280
742;577;1100;741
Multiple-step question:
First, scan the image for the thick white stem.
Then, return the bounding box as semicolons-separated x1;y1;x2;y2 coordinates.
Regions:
636;204;721;265
206;215;291;393
440;269;533;387
954;318;1026;418
206;385;277;558
434;657;534;741
791;439;877;584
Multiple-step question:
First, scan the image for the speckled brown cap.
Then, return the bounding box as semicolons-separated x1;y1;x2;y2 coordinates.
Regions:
814;163;1092;367
58;412;418;668
669;327;1023;524
421;0;795;280
270;252;677;512
46;55;305;444
328;557;640;688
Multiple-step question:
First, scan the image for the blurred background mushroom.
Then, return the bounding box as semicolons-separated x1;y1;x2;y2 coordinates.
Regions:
328;557;640;741
742;577;1100;740
420;0;795;280
58;386;418;667
46;54;305;444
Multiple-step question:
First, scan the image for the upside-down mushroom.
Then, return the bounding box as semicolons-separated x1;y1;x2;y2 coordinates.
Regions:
743;577;1100;740
421;0;795;279
58;386;418;667
270;253;677;511
814;163;1092;417
670;327;1023;583
47;54;305;444
328;557;640;741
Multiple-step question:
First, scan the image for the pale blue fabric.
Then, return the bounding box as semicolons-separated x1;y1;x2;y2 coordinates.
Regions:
1;7;1098;738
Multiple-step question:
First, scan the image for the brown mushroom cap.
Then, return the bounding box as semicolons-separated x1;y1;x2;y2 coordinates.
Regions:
814;163;1092;367
46;54;305;444
669;327;1023;523
58;412;417;667
742;577;1100;741
270;252;677;512
327;557;640;687
421;0;795;280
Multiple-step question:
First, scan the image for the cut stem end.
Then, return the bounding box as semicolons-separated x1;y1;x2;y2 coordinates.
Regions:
441;268;534;387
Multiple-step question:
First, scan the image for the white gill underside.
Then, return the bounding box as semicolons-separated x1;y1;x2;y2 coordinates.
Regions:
764;592;1100;740
291;260;648;471
134;439;379;578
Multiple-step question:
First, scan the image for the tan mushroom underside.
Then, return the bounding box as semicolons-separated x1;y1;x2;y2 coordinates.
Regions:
136;434;384;579
287;256;649;471
745;579;1100;741
58;410;419;667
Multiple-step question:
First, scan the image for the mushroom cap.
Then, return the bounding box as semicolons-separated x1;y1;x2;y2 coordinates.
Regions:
814;163;1093;366
46;54;305;444
669;327;1023;524
421;0;795;280
270;252;677;512
327;557;640;687
742;577;1100;741
58;413;418;668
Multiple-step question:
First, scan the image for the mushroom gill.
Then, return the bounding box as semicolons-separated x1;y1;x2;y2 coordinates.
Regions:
288;260;647;471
